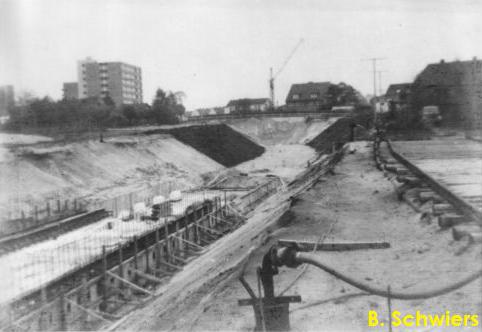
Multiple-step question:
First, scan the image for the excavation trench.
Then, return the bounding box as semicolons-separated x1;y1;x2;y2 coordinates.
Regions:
2;116;357;331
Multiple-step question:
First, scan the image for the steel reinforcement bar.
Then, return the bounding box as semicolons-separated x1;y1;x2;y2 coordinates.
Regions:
3;178;285;331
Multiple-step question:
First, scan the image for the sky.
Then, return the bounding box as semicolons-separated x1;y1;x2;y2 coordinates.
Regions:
1;0;482;110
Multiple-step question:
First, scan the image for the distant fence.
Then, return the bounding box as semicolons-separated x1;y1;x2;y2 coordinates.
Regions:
185;110;353;123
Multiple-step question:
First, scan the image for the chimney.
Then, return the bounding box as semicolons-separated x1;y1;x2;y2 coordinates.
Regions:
440;59;445;64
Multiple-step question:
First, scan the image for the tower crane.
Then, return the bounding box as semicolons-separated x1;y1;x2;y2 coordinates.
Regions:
269;38;304;106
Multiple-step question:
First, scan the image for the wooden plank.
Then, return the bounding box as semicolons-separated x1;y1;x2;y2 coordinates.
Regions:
278;239;390;251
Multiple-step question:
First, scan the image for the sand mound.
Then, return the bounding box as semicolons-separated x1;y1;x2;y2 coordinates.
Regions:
0;134;223;214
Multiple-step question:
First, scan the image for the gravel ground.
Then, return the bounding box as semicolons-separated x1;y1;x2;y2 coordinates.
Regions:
189;141;482;331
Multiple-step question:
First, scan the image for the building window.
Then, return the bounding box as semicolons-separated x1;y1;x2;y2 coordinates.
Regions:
292;94;300;100
310;93;318;99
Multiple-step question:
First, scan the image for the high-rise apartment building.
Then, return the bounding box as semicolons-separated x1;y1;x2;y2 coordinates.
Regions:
77;57;143;106
0;85;15;116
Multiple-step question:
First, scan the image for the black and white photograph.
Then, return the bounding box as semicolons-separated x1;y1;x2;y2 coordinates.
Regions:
0;0;481;331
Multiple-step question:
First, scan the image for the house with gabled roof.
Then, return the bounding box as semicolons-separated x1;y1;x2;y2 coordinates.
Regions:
411;58;482;125
285;82;332;108
385;83;412;104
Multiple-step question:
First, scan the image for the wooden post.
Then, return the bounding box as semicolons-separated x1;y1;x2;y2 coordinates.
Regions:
133;236;138;271
39;287;48;330
64;199;69;211
34;205;39;222
46;202;51;217
164;221;171;261
194;216;199;245
57;200;61;213
79;274;88;327
59;286;67;331
175;218;182;255
118;244;124;281
145;237;150;273
155;229;161;270
101;245;108;311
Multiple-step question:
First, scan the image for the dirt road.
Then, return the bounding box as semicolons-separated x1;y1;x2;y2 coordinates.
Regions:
189;142;482;331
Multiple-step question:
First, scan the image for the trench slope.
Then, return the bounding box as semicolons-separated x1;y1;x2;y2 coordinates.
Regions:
0;135;223;214
165;124;265;167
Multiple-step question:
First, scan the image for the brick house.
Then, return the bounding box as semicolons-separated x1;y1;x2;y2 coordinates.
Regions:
411;58;482;126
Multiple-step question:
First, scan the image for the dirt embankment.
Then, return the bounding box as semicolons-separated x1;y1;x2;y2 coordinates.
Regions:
227;117;339;146
149;124;265;167
308;117;357;152
0;134;223;212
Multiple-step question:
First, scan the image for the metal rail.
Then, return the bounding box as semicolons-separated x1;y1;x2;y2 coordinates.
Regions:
386;141;482;225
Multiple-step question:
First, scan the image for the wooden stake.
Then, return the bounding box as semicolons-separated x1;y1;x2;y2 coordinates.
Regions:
133;236;138;270
102;245;108;309
155;228;161;270
118;244;124;281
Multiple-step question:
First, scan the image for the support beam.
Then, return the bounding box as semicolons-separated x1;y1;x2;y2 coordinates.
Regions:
65;298;112;324
134;269;166;283
106;271;154;296
158;259;183;271
150;267;175;276
173;235;205;251
196;223;223;236
170;254;188;264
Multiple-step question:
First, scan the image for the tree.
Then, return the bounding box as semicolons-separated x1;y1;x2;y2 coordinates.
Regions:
122;105;138;125
151;88;186;124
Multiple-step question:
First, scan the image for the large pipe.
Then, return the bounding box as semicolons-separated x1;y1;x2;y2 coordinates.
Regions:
294;252;482;300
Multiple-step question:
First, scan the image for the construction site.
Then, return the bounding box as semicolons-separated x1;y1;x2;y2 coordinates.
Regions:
2;1;482;331
0;111;481;331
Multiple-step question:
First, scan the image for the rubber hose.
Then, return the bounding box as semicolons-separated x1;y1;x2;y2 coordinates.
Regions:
296;252;482;300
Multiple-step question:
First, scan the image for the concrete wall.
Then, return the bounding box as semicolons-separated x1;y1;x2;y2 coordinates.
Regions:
7;198;230;331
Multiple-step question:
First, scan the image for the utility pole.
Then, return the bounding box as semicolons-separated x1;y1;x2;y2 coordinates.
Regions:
377;70;388;96
362;57;386;126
